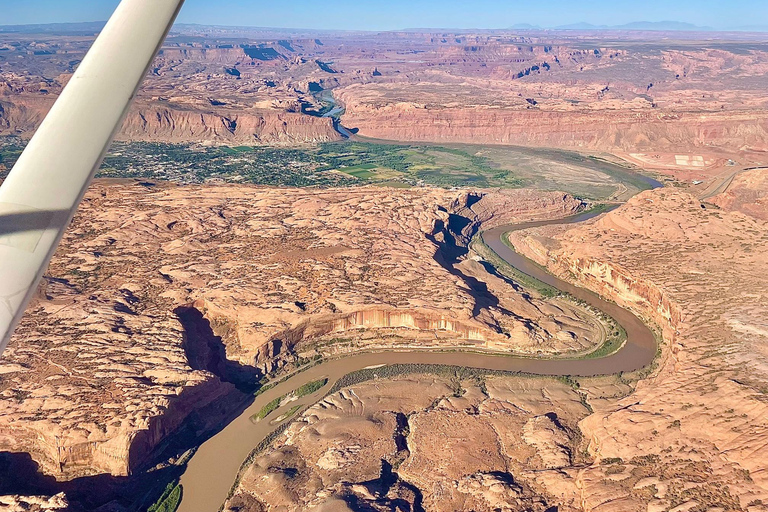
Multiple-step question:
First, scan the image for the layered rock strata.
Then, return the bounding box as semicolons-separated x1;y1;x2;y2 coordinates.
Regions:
507;176;768;509
0;183;588;495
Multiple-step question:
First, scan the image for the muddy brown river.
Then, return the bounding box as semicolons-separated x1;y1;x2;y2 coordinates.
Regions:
176;210;657;512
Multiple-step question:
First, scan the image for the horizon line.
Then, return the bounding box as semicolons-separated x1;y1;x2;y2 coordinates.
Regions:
1;19;768;35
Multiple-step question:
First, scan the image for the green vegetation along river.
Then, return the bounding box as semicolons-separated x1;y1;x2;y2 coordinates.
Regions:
175;209;658;512
2;135;662;200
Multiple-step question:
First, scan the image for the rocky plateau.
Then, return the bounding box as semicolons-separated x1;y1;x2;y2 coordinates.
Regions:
503;169;768;511
221;169;768;512
0;182;595;510
2;29;768;157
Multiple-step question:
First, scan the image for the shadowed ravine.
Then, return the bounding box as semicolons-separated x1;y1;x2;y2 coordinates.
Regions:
174;306;262;392
176;210;658;512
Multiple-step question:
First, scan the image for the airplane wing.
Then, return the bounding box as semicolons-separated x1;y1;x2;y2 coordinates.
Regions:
0;0;186;355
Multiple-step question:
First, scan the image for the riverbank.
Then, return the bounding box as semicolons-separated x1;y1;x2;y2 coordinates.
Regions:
175;210;658;512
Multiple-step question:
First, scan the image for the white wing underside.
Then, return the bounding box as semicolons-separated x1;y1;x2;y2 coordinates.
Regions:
0;0;186;354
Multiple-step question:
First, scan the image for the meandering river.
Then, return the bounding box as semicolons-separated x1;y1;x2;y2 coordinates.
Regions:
176;208;658;512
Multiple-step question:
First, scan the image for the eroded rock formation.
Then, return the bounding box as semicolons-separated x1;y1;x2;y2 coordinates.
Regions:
709;167;768;220
338;94;768;152
507;176;768;510
227;172;768;512
0;182;593;510
0;95;340;144
3;31;768;153
225;375;588;512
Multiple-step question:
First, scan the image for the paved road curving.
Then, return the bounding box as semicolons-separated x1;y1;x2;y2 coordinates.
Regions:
176;210;657;512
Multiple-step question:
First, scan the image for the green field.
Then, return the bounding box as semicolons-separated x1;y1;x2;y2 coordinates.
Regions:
1;136;656;200
318;142;525;188
339;163;378;179
0;138;23;177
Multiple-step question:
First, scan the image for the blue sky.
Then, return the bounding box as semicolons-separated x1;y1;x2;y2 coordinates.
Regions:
2;0;767;30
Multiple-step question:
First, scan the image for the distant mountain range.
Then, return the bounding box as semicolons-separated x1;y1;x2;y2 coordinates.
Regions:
0;21;105;34
561;21;713;31
511;21;768;33
511;21;713;31
0;21;351;36
735;25;768;32
0;20;766;35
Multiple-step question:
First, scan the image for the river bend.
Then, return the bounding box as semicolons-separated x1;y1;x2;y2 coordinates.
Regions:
177;210;657;512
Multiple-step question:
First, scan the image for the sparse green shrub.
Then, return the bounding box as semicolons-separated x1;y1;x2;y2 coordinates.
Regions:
295;378;328;398
147;483;182;512
252;396;283;421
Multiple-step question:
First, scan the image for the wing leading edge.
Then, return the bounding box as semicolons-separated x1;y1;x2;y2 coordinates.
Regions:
0;0;186;355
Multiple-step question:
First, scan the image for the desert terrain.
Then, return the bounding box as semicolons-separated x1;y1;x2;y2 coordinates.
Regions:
3;29;768;159
225;374;591;512
0;181;608;510
3;26;768;198
0;24;767;512
218;171;768;512
505;170;768;511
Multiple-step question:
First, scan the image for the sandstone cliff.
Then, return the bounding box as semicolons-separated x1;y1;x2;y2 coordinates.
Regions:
0;279;244;479
0;96;340;144
507;186;768;509
5;30;768;152
0;494;67;512
337;86;768;153
222;182;768;512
